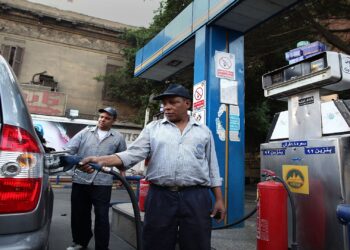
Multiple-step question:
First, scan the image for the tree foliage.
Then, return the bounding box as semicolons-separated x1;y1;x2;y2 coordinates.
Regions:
97;0;192;124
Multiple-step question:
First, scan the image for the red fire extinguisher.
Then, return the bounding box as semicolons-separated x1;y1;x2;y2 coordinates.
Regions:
138;178;150;212
257;180;288;250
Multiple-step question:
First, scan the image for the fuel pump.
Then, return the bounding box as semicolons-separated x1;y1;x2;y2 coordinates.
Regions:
261;49;350;250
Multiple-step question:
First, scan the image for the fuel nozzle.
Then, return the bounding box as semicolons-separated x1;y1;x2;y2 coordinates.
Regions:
59;155;103;172
45;153;104;175
44;151;72;174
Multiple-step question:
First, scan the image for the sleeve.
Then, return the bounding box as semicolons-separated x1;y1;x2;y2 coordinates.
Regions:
64;128;88;155
116;125;151;168
116;134;127;153
207;129;222;187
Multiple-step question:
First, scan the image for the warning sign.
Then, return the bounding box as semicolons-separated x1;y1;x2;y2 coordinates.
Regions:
193;81;206;110
215;51;235;80
192;81;206;125
193;109;206;124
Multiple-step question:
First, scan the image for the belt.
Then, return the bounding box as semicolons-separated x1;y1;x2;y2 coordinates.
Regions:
151;183;207;192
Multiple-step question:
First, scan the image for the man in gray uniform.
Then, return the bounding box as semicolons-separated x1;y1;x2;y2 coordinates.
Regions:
81;84;226;250
66;107;127;250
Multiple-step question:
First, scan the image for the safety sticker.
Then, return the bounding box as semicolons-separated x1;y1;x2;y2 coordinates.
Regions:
192;81;206;125
283;165;309;195
304;146;335;155
193;81;206;110
256;218;269;241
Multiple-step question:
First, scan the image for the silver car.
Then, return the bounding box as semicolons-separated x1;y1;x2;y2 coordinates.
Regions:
0;55;53;249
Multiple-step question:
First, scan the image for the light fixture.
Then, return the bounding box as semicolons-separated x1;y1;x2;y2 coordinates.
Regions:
68;109;79;119
167;60;182;67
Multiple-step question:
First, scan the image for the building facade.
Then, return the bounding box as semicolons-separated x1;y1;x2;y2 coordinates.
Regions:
0;0;138;121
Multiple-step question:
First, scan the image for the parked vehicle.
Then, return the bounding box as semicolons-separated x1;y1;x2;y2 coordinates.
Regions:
0;55;53;249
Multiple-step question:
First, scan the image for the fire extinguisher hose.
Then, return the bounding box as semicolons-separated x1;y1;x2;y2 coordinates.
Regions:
271;175;298;250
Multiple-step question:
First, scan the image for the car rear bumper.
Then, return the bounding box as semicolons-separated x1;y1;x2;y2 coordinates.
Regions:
0;216;51;250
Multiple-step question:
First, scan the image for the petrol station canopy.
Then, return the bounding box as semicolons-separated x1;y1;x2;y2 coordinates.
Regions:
134;0;300;81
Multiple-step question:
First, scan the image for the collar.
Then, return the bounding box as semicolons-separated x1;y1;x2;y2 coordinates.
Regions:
161;115;200;126
89;126;114;135
88;126;97;132
189;115;201;126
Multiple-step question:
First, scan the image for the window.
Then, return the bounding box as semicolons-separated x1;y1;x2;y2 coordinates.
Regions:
102;63;120;100
1;44;24;77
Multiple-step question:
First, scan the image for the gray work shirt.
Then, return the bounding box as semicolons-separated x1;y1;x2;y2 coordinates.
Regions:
117;116;222;187
65;126;127;186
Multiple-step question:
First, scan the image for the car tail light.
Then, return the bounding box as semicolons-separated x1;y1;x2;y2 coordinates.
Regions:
0;124;40;153
0;178;42;213
0;124;43;214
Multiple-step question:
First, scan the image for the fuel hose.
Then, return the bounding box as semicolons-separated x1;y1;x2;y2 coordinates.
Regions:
107;169;143;250
59;155;143;250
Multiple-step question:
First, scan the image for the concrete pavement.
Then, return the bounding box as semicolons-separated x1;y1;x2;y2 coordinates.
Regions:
49;187;134;250
49;184;257;250
211;185;257;250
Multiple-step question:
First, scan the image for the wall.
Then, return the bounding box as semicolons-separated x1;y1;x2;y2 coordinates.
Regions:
0;0;138;122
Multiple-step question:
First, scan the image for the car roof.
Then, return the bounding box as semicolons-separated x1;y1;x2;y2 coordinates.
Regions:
0;55;35;132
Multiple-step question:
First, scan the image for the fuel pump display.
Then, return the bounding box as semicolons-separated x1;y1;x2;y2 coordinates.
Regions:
260;49;350;250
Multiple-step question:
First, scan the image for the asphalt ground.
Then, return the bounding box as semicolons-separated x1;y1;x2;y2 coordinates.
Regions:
49;184;257;250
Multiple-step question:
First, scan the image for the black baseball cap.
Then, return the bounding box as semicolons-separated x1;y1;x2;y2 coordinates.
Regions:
153;84;192;100
98;107;117;119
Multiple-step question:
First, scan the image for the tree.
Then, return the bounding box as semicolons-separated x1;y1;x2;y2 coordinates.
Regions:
96;0;192;124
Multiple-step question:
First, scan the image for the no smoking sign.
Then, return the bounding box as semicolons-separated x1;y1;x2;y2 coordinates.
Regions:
214;51;235;80
193;81;205;109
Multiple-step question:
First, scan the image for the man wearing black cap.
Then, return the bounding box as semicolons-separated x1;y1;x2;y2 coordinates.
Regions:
81;84;226;250
65;107;126;250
